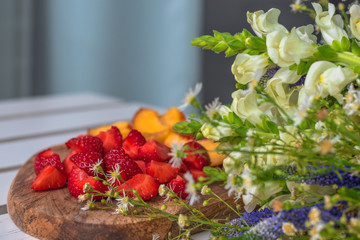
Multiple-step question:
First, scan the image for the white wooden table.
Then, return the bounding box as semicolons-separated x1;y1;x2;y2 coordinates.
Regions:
0;93;211;240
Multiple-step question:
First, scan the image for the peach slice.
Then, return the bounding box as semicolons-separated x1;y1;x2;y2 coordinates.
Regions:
88;121;132;139
132;108;169;133
198;139;226;166
163;132;190;148
160;107;186;128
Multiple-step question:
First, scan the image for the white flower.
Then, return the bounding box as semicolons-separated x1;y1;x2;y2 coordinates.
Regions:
77;194;88;202
265;67;301;114
247;8;287;37
158;184;168;197
218;105;232;118
296;24;317;43
312;2;348;45
294;90;313;125
81;199;94;211
178;214;189;229
168;142;184;168
240;167;253;187
184;172;200;205
224;173;241;197
266;27;316;67
152;233;160;240
231;53;269;85
223;152;245;173
116;190;133;212
89;158;103;176
302;61;357;103
201;121;234;141
309;221;325;240
308;207;322;226
205;97;222;118
282;222;297;236
231;89;264;125
242;181;284;212
106;164;123;185
179;82;202;110
350;4;360;40
344;83;360;115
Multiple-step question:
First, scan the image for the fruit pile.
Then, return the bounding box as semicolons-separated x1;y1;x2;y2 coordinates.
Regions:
30;107;226;202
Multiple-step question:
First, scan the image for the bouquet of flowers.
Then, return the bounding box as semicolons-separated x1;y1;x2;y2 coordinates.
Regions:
79;1;360;239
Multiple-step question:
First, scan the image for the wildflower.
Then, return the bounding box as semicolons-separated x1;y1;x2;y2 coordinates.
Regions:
184;172;200;205
179;83;202;110
106;164;123;185
344;84;360;115
205;97;222;118
201;121;234;141
89;158;103;176
158;184;168;197
201;185;211;195
152;233;160;240
178;214;189;229
308;207;322;225
302;168;360;188
240;168;253;188
116;190;133;212
83;183;93;193
294;92;313;125
309;222;325;240
224;173;240;197
282;222;297;236
168;142;184;168
290;0;302;13
81;199;95;211
78;194;89;202
114;205;125;215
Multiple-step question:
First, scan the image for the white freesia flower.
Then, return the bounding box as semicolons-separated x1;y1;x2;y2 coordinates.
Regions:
247;8;287;37
296;24;317;43
242;181;284;212
267;27;316;67
302;61;357;103
265;68;301;115
218;105;232;118
350;4;360;40
312;3;348;45
201;121;234;141
231;90;264;125
231;53;269;84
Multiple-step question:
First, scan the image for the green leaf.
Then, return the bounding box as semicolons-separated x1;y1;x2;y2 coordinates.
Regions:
200;35;218;47
228;39;245;50
266;120;279;134
225;47;238;57
212;42;228;53
332;40;342;51
221;32;234;42
195;131;204;141
190;38;207;48
235;83;248;90
352;39;360;56
289;63;298;71
317;45;337;58
340;36;350;51
296;61;307;75
245;36;266;51
239;29;253;41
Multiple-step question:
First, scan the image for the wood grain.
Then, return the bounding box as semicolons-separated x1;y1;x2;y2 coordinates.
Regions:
7;145;243;240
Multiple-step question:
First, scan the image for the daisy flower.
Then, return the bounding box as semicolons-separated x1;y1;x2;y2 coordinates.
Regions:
184;172;200;205
116;190;133;212
168;142;185;168
179;82;202;110
205;97;222;118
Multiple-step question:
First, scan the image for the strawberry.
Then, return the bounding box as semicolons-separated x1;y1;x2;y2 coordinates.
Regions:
70;152;104;177
65;135;103;153
183;141;210;170
63;151;78;177
116;174;159;200
122;129;146;159
189;167;207;182
97;126;122;153
135;160;146;173
146;160;179;183
67;167;107;199
104;147;142;182
138;139;171;162
34;148;64;175
166;175;188;199
31;165;67;191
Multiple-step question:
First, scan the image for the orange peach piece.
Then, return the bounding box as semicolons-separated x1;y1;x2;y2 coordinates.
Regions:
88;121;132;139
198;139;226;166
142;130;170;143
160;107;186;128
132;108;169;133
163;132;190;148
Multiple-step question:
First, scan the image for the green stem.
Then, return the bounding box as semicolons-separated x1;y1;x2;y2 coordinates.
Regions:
334;52;360;67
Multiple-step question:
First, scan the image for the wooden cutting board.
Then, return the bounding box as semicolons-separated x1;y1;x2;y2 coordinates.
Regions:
7;144;242;240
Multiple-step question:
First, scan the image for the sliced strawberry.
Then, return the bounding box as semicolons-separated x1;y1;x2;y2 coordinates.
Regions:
189;167;207;182
104;147;142;182
63;151;78;177
31;165;67;191
34;148;64;175
146;160;179;183
135;160;146;173
183;141;210;170
166;175;188;199
97;126;122;153
70;151;104;177
65;135;103;153
116;174;159;200
122;129;146;159
138;139;171;162
68;167;107;200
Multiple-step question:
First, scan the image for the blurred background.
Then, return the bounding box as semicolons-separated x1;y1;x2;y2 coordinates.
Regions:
0;0;343;107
